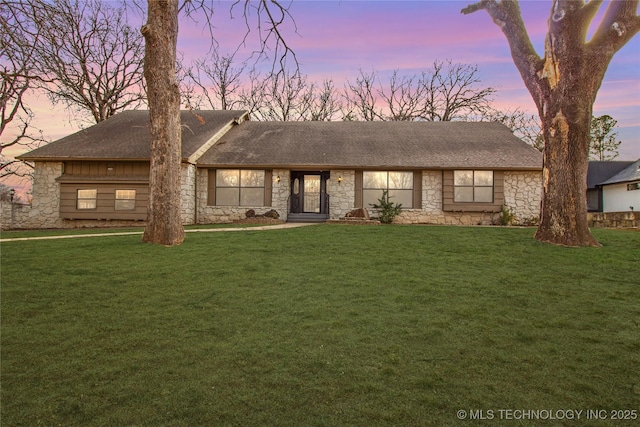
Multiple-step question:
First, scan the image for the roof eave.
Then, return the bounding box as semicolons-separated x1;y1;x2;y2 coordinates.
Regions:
17;156;151;162
195;163;542;170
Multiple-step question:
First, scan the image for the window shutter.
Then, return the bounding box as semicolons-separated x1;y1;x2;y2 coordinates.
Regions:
207;169;216;206
264;170;273;206
354;170;363;208
413;170;422;209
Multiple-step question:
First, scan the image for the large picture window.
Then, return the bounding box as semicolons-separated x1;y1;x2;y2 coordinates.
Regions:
115;189;136;210
77;189;97;209
363;171;413;208
216;169;265;206
454;170;494;203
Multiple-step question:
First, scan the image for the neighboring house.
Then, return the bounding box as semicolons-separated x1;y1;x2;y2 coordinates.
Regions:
586;160;638;212
15;110;542;229
598;160;640;213
586;161;634;212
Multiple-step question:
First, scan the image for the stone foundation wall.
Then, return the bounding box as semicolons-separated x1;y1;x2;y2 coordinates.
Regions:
395;209;500;225
588;211;639;228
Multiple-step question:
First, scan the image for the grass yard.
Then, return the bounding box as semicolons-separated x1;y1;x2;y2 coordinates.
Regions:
1;225;639;426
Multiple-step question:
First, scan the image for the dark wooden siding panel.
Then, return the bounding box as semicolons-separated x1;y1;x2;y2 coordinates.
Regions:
442;170;454;208
442;169;503;212
354;170;363;208
264;170;273;206
64;161;149;176
493;170;505;207
133;163;149;175
413;170;422;209
60;183;148;220
207;169;216;206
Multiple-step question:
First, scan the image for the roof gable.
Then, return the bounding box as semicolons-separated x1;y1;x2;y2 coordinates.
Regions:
599;159;640;185
197;121;542;169
587;160;635;188
18;110;248;162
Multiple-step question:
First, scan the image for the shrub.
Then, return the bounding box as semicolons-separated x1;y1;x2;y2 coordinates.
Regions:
500;205;514;226
370;190;402;224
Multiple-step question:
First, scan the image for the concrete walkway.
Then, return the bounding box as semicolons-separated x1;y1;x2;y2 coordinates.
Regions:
0;223;315;243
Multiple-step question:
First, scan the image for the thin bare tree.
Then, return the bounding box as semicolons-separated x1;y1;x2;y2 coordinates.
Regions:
258;71;313;121
425;60;496;121
463;0;639;246
343;69;382;121
0;0;46;181
307;79;344;121
482;107;544;151
30;0;146;124
343;61;496;121
184;49;246;110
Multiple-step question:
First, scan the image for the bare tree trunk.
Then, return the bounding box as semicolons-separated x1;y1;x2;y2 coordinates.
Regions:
141;0;184;246
462;0;639;247
536;98;598;246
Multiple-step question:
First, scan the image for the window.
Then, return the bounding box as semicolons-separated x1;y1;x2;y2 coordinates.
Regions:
115;189;136;210
216;169;265;206
454;170;494;203
77;189;97;209
363;171;413;208
627;182;640;191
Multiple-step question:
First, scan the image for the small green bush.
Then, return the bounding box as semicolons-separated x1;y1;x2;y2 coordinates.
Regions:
500;204;514;226
370;189;402;224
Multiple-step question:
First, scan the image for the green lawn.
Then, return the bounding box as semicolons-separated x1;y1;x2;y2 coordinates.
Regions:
1;225;639;426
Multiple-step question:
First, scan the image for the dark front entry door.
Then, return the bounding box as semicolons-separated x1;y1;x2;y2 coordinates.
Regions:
290;172;329;214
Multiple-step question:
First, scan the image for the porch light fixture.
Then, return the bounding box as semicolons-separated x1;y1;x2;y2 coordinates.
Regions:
276;176;281;183
338;176;343;184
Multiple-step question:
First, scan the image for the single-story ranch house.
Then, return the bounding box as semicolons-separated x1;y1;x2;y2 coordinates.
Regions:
14;110;543;229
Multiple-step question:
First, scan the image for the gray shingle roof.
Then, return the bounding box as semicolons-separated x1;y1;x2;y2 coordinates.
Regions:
599;159;640;185
197;121;542;169
18;110;247;161
19;111;542;170
587;160;635;188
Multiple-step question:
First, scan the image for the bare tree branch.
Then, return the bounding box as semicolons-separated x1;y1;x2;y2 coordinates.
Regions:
30;0;146;124
0;0;47;179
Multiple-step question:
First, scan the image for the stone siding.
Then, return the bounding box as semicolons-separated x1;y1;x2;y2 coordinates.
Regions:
181;164;197;225
271;169;290;221
503;171;542;225
589;211;639;228
387;170;541;226
328;170;355;220
6;165;543;230
2;162;64;230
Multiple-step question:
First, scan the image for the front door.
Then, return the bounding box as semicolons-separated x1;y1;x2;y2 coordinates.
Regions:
290;172;329;214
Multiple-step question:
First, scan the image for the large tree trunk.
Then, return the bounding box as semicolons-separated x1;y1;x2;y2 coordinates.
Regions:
535;99;600;246
531;4;605;247
462;0;639;247
141;0;184;246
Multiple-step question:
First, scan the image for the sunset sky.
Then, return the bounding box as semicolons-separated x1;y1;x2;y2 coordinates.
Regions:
5;0;640;192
